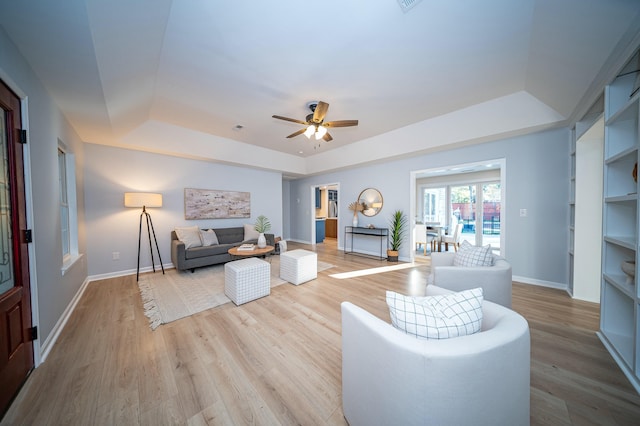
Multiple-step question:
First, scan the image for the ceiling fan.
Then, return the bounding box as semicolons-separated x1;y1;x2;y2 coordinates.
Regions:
272;101;358;142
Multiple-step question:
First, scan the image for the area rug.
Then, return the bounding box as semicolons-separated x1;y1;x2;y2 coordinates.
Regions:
138;257;335;330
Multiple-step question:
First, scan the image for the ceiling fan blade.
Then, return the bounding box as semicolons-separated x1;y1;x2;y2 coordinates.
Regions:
323;132;333;142
286;128;307;138
313;101;329;123
273;115;308;126
324;119;358;128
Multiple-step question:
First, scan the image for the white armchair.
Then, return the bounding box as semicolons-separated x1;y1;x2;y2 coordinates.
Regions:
341;285;530;426
429;251;513;308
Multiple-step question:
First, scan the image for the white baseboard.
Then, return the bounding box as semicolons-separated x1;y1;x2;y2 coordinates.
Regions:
86;262;175;282
512;275;568;293
286;238;312;245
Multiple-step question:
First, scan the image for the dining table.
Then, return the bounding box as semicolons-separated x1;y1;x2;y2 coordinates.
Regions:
425;223;447;252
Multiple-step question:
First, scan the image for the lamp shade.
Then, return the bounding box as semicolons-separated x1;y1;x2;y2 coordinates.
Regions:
124;192;162;208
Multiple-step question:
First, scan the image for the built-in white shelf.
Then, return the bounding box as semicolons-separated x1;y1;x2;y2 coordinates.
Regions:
599;46;640;394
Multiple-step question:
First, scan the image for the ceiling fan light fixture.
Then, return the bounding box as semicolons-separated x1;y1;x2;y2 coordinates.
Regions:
315;125;327;140
273;100;358;143
304;125;315;138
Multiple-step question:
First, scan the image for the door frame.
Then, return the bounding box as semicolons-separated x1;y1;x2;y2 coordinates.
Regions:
310;182;341;247
409;158;506;262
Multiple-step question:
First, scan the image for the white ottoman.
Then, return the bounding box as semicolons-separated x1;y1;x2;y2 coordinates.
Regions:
224;257;270;305
280;249;317;285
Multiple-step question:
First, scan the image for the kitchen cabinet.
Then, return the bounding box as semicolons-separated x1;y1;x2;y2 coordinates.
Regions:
316;219;325;243
326;218;337;238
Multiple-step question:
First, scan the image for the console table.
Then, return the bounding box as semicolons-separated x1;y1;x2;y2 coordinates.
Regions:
344;226;389;260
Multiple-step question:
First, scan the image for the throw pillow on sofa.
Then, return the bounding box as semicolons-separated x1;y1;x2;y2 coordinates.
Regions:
386;288;483;339
175;226;202;249
200;229;219;246
243;223;260;241
453;240;493;267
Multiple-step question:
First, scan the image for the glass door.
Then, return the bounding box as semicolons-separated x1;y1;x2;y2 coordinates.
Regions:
449;182;501;251
481;183;501;250
450;185;476;246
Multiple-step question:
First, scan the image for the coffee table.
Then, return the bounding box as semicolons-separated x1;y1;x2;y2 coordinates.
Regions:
228;245;275;260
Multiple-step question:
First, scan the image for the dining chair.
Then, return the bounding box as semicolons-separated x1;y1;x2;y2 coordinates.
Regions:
441;223;463;251
414;224;428;255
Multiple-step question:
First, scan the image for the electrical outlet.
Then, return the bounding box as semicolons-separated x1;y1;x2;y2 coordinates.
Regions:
519;209;527;217
112;251;120;260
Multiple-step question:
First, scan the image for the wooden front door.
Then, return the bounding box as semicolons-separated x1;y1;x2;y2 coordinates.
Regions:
0;80;34;417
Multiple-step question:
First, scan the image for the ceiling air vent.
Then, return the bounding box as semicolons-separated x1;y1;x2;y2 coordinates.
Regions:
397;0;422;12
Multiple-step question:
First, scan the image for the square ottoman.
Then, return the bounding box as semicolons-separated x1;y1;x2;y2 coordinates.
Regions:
224;257;270;305
280;249;317;285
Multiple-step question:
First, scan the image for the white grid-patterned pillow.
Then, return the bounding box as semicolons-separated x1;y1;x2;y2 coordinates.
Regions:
200;229;219;246
453;240;493;267
386;288;483;339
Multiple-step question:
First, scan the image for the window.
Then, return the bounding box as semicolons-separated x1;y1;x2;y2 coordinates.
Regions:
58;144;79;272
422;187;446;223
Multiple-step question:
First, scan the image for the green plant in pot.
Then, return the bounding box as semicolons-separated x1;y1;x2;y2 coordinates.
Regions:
254;215;271;248
387;209;407;262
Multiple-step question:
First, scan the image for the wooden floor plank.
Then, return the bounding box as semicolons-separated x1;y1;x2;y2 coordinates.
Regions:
2;239;640;425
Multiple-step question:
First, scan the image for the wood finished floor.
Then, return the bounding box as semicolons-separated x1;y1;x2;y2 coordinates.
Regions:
3;239;640;425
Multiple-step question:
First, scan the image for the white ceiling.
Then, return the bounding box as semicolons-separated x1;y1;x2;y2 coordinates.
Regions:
1;0;640;177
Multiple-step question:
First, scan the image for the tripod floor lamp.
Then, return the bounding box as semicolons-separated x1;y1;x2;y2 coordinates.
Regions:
124;192;165;281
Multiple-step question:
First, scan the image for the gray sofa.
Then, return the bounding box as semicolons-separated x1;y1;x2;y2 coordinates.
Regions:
171;227;274;272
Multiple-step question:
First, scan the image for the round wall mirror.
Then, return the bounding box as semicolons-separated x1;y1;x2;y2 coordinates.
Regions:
358;188;383;217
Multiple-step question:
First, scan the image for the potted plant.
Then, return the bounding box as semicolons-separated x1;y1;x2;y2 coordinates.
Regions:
387;209;407;262
254;215;271;248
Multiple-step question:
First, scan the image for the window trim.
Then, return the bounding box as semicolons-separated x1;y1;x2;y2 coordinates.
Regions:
58;143;80;274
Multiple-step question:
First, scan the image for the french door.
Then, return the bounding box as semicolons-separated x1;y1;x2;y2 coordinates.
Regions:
0;80;33;417
450;182;501;249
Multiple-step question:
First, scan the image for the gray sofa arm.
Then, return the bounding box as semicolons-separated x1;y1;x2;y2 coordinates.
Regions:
171;239;186;270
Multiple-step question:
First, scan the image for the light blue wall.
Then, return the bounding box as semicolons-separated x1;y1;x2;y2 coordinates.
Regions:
0;19;572;353
83;144;283;276
289;127;570;287
0;27;88;345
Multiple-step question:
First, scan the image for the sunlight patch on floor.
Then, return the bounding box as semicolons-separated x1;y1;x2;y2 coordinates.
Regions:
329;262;420;279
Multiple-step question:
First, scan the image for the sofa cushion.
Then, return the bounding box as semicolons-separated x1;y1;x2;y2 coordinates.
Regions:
453;240;493;267
185;244;231;260
386;288;483;339
175;226;202;249
215;227;245;244
243;223;260;241
201;229;219;246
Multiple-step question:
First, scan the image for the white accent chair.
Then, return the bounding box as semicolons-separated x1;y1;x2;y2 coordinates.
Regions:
341;285;530;426
429;251;513;308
